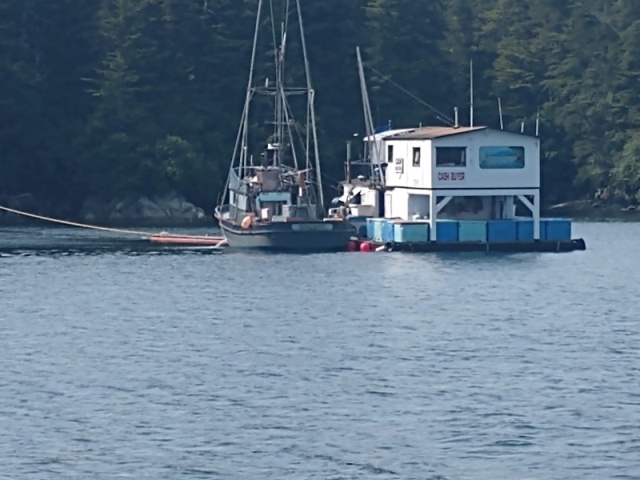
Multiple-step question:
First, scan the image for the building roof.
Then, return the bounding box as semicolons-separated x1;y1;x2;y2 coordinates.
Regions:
363;128;414;141
389;125;487;140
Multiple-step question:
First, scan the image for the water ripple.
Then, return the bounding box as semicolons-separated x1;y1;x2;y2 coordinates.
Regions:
0;223;639;479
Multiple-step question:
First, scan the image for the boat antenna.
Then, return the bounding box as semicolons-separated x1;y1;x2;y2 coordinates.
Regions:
535;106;540;137
469;59;474;127
346;139;352;183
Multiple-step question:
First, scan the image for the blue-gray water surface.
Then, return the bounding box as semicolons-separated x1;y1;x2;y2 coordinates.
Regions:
1;222;638;479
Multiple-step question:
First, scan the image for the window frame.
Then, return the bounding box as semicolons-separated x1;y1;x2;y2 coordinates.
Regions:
412;147;421;167
435;147;467;168
479;146;525;169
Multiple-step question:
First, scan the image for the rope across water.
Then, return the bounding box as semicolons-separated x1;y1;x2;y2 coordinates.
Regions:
0;205;228;247
0;205;156;236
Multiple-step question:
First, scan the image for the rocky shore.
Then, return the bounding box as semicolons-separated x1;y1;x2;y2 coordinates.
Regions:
545;199;640;219
0;191;212;227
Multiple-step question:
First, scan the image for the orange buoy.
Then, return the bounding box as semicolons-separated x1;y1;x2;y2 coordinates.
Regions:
347;240;359;252
359;241;372;252
241;215;253;229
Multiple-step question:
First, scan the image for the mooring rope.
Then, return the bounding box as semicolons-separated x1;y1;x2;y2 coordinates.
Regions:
0;205;159;236
0;204;226;241
0;204;230;250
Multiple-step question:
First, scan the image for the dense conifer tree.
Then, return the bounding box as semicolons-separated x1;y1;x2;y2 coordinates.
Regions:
2;0;640;211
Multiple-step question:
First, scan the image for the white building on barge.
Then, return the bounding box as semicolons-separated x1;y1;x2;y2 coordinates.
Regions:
368;125;542;241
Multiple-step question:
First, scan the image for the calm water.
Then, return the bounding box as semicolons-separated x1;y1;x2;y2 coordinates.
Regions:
1;222;639;480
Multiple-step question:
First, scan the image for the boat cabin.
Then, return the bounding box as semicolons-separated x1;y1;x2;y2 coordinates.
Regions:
381;125;542;239
228;166;317;223
329;128;414;219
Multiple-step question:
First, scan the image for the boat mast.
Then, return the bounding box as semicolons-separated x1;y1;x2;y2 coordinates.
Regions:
242;0;264;174
219;0;263;208
295;0;324;210
267;0;298;170
274;18;286;167
356;46;382;186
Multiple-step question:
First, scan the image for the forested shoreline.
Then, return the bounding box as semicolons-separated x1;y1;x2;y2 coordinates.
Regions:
2;0;640;219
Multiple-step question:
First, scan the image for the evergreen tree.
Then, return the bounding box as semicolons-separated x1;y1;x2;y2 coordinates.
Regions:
0;0;46;196
365;0;454;128
3;0;640;212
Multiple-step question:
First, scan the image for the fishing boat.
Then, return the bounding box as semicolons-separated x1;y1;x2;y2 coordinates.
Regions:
214;0;355;252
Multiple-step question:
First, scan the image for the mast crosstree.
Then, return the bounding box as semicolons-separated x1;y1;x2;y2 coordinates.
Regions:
219;0;323;212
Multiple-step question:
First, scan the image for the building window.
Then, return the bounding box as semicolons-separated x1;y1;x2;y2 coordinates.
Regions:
479;146;525;169
387;144;394;164
436;147;466;167
412;147;421;167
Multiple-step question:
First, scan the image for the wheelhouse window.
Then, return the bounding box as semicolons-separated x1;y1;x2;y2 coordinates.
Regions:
436;147;466;167
412;147;421;167
387;144;394;164
479;146;525;169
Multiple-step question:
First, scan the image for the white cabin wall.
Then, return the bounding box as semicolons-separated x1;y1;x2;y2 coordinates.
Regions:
396;189;409;219
432;129;540;190
385;141;411;188
385;140;433;188
384;189;430;220
384;191;393;218
422;143;433;187
362;188;379;209
386;189;409;219
430;135;474;190
406;140;432;189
